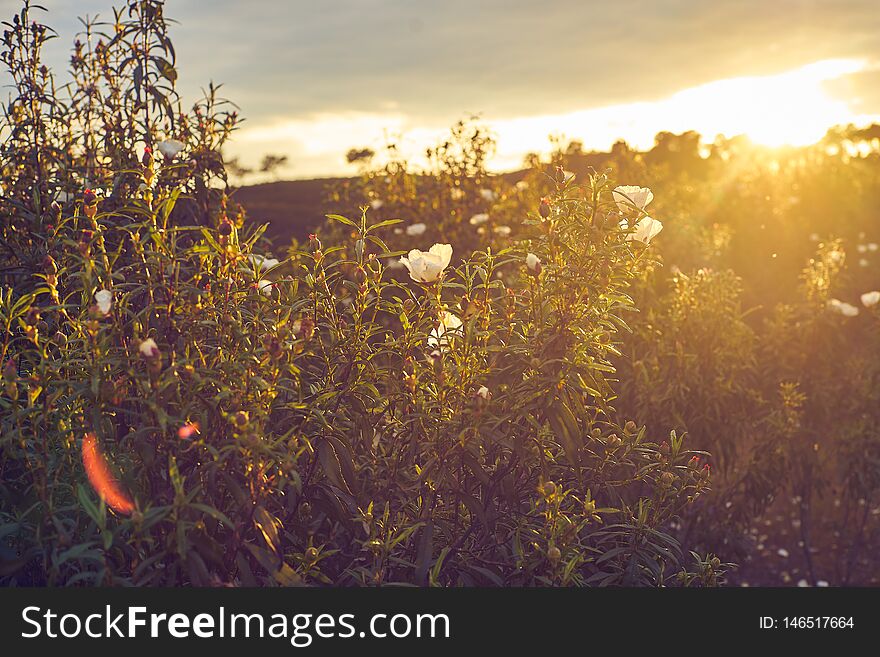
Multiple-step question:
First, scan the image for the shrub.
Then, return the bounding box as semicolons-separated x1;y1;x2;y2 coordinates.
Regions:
0;0;716;587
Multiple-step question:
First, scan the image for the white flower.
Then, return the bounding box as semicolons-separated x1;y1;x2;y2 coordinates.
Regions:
612;185;654;213
399;243;453;283
139;338;159;358
797;579;809;587
469;213;489;226
526;253;541;272
476;385;490;400
480;188;497;203
829;251;843;265
248;253;281;273
828;298;859;317
406;222;427;236
515;180;529;191
869;243;879;252
777;548;789;558
493;225;511;237
428;311;463;349
370;198;384;210
156;139;185;159
816;580;829;587
860;258;870;268
562;169;576;182
257;279;274;297
860;290;880;307
626;216;664;244
95;289;113;316
857;244;867;253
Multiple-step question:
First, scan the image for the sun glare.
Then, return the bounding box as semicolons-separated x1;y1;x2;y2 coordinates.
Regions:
233;59;874;177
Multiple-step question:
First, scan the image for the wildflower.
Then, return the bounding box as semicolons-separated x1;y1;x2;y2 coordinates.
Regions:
476;385;490;400
626;216;664;244
95;289;113;316
400;243;453;283
469;213;489;226
861;291;880;307
370;198;384;210
256;279;274;296
156;138;185;159
82;433;134;515
178;422;200;439
859;258;869;267
857;244;867;253
493;225;511;237
248;253;281;272
406;222;427;236
139;338;160;359
480;188;497;203
515;180;529;191
869;243;879;252
827;298;859;316
612;185;654;213
526;253;542;275
428;311;463;349
777;548;790;558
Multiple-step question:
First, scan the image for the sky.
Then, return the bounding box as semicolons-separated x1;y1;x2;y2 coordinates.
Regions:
3;0;880;179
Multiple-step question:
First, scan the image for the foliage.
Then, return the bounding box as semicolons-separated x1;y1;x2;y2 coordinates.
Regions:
0;1;716;587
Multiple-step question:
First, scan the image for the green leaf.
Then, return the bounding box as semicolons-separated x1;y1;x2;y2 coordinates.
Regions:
326;214;357;228
253;505;282;555
547;399;582;468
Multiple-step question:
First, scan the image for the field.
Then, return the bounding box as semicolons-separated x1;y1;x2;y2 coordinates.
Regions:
1;0;879;589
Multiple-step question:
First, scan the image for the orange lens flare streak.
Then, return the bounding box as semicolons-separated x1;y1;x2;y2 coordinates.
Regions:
82;432;134;515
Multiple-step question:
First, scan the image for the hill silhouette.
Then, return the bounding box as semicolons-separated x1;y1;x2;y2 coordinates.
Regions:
233;151;617;247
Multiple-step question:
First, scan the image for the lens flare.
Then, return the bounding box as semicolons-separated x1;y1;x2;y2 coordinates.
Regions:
82;432;134;515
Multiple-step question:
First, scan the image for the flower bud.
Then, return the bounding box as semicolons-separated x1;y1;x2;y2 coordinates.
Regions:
539;197;551;218
42;254;57;274
2;357;16;382
233;410;249;429
526;252;542;276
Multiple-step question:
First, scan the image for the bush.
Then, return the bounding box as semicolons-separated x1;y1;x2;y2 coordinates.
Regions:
0;1;716;587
